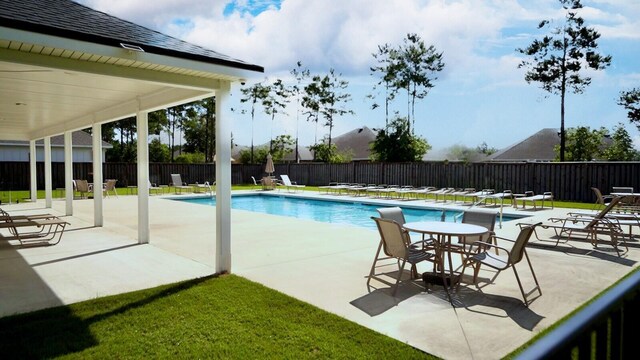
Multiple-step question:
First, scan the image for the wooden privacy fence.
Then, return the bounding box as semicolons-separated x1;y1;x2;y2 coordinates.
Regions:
1;161;639;203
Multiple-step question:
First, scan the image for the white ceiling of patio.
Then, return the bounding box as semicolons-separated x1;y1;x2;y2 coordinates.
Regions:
0;30;255;141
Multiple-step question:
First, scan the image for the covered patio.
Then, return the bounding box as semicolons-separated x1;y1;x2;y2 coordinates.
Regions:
0;0;263;272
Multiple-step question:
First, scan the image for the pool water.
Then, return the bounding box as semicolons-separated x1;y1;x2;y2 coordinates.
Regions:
175;195;518;230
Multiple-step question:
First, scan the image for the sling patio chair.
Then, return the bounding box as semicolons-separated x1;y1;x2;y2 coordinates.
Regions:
74;179;90;199
591;187;614;210
102;179;118;198
478;190;515;208
451;188;475;203
459;222;542;307
368;216;436;296
462;189;495;204
170;174;193;194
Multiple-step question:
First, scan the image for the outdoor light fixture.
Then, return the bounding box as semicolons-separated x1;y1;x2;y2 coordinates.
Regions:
120;43;145;52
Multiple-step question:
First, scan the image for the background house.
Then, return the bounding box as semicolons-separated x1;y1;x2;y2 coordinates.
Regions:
0;131;111;162
331;126;378;161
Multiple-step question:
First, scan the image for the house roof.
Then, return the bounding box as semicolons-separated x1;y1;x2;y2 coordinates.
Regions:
0;0;262;72
488;128;560;161
0;130;111;148
0;0;263;141
332;126;378;160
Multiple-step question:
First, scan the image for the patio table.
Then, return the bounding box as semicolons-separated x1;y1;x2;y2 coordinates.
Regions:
403;221;490;300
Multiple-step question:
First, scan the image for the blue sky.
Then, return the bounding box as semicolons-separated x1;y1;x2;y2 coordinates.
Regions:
79;0;640;152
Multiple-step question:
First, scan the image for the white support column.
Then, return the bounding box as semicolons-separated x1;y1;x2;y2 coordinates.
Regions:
137;110;150;244
215;83;232;273
44;136;52;208
29;140;37;202
64;131;73;216
92;123;103;227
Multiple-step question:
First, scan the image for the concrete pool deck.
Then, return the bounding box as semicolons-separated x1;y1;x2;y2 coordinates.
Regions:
1;191;638;359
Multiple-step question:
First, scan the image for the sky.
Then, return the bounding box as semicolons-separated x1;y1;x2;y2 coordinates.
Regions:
77;0;640;152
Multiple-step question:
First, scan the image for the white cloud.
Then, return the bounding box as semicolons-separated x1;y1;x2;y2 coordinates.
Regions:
74;0;640;149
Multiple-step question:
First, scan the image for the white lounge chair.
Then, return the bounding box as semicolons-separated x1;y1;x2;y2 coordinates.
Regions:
280;175;305;193
170;174;193;194
517;191;554;210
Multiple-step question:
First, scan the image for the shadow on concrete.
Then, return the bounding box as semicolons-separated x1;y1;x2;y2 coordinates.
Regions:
528;242;637;266
30;243;141;267
350;270;426;316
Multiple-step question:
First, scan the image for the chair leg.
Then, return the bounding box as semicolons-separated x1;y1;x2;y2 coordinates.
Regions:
366;240;385;290
392;259;407;296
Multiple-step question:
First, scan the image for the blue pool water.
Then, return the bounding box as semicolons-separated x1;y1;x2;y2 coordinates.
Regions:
174;195;519;230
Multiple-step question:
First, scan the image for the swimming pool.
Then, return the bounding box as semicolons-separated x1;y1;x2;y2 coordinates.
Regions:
174;195;520;230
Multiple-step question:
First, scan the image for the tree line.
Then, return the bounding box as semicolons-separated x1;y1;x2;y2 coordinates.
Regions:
99;0;640;165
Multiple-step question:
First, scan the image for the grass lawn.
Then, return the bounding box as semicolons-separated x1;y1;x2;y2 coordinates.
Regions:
1;185;594;210
0;274;434;359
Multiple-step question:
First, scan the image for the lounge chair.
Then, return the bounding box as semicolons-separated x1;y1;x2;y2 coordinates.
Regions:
525;197;628;255
368;216;436;295
459;222;542;307
462;189;494;204
149;181;163;195
517;191;554;210
279;175;305;193
478;190;515;207
0;209;68;246
451;188;475;203
190;181;214;195
431;188;455;202
170;174;193;194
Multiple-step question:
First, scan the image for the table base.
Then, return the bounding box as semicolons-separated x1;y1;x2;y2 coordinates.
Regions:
422;272;459;287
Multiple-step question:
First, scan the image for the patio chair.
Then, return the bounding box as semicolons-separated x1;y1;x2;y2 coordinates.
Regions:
377;207;436;252
102;179;118;198
368;217;435;296
279;175;305;193
591;187;614;210
451;188;475;203
478;190;515;207
459;222;542;307
74;179;90;199
462;189;495;204
170;174;192;194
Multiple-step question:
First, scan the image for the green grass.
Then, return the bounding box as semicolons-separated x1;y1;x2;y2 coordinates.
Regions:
0;274;434;359
0;185;594;210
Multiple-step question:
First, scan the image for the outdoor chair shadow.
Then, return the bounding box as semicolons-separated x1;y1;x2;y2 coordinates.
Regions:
527;241;637;266
351;270;428;316
427;281;545;331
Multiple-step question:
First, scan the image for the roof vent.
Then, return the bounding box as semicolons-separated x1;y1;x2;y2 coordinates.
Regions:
120;43;145;52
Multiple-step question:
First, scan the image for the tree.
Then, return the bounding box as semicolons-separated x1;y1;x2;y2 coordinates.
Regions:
554;126;606;161
240;82;270;163
290;61;310;163
263;79;290;152
603;123;638;161
618;88;640;129
182;98;216;162
309;140;352;163
476;142;498;156
394;33;444;132
149;138;170;162
370;117;431;162
369;43;400;127
270;135;295;162
517;0;611;161
303;69;354;148
447;145;487;162
238;146;269;165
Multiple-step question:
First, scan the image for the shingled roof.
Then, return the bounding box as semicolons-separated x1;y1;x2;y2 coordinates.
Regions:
488;128;559;161
0;0;263;72
332;126;378;161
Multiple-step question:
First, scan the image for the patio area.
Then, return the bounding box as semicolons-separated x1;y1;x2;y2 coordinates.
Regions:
1;192;638;359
